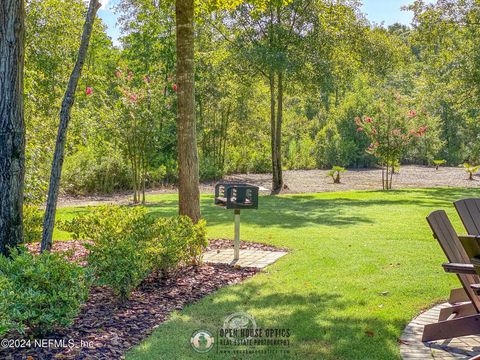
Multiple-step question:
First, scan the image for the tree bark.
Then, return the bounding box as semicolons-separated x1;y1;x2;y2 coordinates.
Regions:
176;0;201;223
269;71;279;193
41;0;100;252
0;0;25;257
275;70;284;192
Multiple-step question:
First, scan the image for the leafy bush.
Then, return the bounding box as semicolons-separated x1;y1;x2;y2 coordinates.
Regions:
433;159;446;170
327;166;346;184
0;276;14;336
200;156;224;181
61;206;154;301
88;235;151;302
0;249;91;335
148;217;208;272
62;145;131;195
315;77;378;169
284;137;316;170
146;165;167;187
464;163;480;180
23;205;44;243
61;206;208;301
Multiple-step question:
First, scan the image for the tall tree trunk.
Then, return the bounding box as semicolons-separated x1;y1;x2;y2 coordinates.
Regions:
176;0;200;223
41;0;100;252
0;0;25;257
269;71;279;193
274;70;284;192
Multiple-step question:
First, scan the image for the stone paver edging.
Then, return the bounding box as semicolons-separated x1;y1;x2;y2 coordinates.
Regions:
400;303;480;359
203;248;288;269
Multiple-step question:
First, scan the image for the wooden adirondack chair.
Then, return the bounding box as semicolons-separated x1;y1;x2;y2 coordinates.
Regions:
423;210;480;341
454;198;480;236
429;206;480;310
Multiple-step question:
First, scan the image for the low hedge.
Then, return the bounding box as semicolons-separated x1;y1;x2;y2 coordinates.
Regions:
61;206;208;301
0;249;92;336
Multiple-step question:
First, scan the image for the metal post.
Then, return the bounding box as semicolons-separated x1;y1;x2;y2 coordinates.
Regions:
234;209;240;261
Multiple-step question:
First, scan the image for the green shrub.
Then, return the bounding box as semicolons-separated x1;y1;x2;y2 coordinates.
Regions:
88;235;151;302
0;248;91;335
146;165;167;187
464;163;480;180
224;145;271;174
149;217;208;272
200;156;224;181
62;145;131;195
327;166;346;184
0;275;14;336
433;159;446;170
61;206;154;301
284;137;316;170
61;206;208;301
23;205;44;243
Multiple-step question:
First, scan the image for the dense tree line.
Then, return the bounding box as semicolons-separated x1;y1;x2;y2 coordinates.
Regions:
10;0;480;201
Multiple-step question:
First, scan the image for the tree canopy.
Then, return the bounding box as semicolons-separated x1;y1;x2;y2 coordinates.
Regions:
13;0;480;203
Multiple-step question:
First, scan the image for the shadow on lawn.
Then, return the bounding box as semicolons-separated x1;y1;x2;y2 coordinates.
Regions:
145;187;480;229
145;197;374;229
213;283;403;359
129;282;403;360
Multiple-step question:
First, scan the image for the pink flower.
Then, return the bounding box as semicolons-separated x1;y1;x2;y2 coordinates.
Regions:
115;70;122;78
408;110;417;117
172;84;178;92
85;87;93;96
417;125;428;136
365;117;373;123
356;127;364;132
129;94;138;102
367;142;377;153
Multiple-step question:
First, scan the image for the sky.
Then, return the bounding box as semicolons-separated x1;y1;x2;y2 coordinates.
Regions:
95;0;431;47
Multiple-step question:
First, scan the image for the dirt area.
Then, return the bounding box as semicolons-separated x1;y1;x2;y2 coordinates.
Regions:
58;165;480;207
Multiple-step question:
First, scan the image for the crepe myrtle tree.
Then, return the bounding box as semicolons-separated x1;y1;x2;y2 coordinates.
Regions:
110;69;158;204
355;94;428;190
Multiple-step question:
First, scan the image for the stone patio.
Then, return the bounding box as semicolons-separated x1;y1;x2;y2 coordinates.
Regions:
203;248;288;269
400;303;480;359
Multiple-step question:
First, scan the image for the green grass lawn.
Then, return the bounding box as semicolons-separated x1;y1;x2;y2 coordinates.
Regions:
55;187;480;359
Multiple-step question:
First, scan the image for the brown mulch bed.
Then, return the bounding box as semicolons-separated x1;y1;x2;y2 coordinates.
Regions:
26;240;92;266
2;265;258;360
2;240;267;359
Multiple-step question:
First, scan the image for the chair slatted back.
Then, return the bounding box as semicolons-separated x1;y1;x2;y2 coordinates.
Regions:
454;198;480;235
427;210;480;311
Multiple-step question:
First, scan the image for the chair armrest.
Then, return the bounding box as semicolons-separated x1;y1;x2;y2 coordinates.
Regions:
442;262;477;275
471;283;480;295
459;235;480;259
459;235;480;241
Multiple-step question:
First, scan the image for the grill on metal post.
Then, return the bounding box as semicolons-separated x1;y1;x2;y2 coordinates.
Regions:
214;183;259;260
